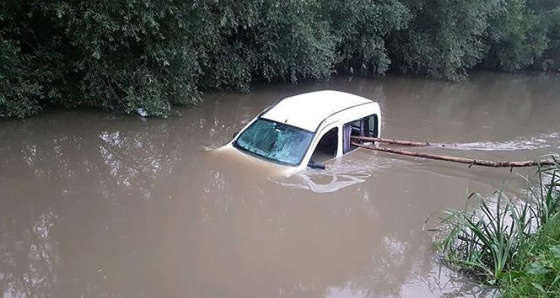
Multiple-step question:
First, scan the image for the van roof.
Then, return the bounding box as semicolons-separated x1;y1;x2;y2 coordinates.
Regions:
261;90;375;132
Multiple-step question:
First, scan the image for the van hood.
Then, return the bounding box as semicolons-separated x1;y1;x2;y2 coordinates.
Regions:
212;145;301;177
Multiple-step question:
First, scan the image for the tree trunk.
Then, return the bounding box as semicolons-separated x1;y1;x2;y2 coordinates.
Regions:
352;142;556;168
351;136;455;147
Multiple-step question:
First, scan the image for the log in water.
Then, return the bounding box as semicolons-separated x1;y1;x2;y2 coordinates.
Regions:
352;142;557;168
351;136;449;147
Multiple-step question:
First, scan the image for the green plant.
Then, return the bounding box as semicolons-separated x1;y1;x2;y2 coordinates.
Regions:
533;166;560;226
2;0;560;118
436;163;560;289
438;188;532;283
501;219;560;297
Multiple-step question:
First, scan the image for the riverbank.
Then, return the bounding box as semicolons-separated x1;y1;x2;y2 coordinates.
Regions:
437;162;560;297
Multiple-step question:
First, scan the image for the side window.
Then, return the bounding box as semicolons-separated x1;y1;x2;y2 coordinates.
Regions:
365;114;379;138
343;114;379;154
350;120;362;137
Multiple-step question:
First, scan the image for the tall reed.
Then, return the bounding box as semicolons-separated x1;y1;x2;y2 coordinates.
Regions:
435;163;560;285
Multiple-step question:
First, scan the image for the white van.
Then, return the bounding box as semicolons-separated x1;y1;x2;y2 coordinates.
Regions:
218;90;382;175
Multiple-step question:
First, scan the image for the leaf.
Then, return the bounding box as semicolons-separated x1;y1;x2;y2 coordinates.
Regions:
525;262;552;275
531;282;546;293
550;245;560;259
552;274;560;286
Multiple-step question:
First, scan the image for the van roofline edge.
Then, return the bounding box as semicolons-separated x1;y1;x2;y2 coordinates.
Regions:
313;101;377;133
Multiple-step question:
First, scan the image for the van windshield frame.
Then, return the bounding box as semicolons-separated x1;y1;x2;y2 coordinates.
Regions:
233;118;314;166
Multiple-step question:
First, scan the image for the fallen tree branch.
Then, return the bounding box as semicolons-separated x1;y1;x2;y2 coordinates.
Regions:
352;142;557;168
351;136;455;147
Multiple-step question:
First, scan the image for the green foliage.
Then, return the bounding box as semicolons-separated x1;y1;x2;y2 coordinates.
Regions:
390;0;502;81
501;167;560;297
437;189;532;282
485;0;552;71
183;0;337;91
0;39;42;118
533;168;560;226
501;218;560;297
436;163;560;291
1;0;560;118
324;0;411;74
188;0;258;91
40;1;202;116
0;1;42;118
2;0;204;118
247;0;336;82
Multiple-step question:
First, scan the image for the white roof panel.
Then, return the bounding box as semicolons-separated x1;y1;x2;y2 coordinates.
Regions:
261;90;374;132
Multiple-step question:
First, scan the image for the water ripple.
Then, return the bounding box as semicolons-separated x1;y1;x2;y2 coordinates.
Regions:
453;132;560;151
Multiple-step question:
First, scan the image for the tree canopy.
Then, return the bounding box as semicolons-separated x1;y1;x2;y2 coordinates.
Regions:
1;0;559;118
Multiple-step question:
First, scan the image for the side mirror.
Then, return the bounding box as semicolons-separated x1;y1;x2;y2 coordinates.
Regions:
232;131;239;139
308;160;326;170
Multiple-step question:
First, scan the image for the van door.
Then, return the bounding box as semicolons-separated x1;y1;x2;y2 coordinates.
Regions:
310;126;339;162
342;114;379;154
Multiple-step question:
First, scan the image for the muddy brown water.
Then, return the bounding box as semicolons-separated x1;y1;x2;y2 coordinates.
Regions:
1;72;559;298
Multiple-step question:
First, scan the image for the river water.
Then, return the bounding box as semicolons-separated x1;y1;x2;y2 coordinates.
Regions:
1;72;559;297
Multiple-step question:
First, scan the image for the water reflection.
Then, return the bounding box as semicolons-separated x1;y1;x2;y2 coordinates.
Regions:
0;72;558;297
0;207;58;298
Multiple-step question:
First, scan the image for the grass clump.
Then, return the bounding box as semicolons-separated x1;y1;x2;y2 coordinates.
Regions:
434;163;560;294
501;215;560;297
437;189;533;283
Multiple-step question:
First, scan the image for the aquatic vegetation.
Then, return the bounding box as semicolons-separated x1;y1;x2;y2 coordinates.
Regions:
435;161;560;290
500;215;560;297
437;189;532;283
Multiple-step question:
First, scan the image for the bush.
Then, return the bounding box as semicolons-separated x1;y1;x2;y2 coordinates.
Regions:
324;0;411;74
1;0;560;118
389;0;502;81
0;39;43;118
40;1;202;116
484;0;552;71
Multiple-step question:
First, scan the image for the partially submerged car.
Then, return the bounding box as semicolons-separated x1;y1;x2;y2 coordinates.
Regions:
218;90;382;175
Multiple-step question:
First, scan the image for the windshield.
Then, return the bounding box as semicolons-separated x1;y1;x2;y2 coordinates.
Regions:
234;118;314;166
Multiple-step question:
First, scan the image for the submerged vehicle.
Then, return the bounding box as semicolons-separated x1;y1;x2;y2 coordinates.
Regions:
218;90;382;175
